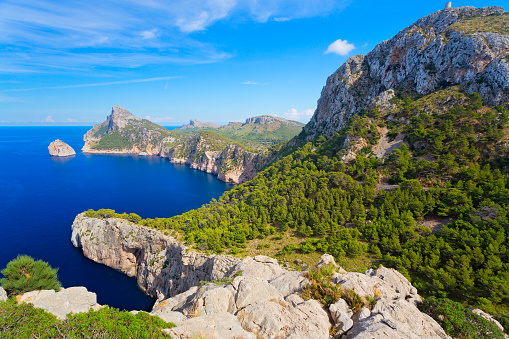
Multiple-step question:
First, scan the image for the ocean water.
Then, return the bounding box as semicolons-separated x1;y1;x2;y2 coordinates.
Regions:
0;126;232;311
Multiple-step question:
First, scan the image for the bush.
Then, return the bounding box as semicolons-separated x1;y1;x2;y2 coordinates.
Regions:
0;255;61;296
0;300;175;338
418;297;505;339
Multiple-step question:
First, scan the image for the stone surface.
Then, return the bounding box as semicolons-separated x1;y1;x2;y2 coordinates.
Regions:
0;287;7;301
48;139;76;157
305;5;508;140
330;298;354;335
17;287;101;319
178;119;220;130
471;308;505;332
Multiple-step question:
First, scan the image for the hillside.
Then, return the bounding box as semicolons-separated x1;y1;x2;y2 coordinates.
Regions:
304;6;508;140
178;115;305;150
78;5;509;337
82;107;285;183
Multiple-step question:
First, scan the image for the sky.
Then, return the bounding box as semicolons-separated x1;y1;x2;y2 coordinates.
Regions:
0;0;506;126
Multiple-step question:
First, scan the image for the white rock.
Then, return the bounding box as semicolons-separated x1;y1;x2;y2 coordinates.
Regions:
48;139;76;157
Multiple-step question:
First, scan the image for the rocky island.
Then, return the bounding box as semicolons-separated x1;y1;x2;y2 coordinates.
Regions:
48;139;76;157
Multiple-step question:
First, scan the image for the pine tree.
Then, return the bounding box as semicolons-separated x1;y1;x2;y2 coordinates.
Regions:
0;255;61;296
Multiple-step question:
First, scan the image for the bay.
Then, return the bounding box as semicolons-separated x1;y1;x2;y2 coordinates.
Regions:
0;126;232;311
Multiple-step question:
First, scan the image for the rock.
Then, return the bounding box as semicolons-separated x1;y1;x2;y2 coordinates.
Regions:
167;312;257;339
317;253;339;269
353;307;371;322
329;299;354;335
269;271;309;297
0;287;7;301
17;287;101;319
470;308;505;332
48;139;76;157
237;300;329;339
305;5;508;140
233;276;284;309
345;298;449;338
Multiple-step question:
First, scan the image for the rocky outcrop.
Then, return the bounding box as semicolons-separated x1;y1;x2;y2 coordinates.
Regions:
0;287;7;301
72;214;450;338
48;139;76;157
178;119;220;130
17;287;101;319
470;308;505;333
82;106;173;155
306;6;508;139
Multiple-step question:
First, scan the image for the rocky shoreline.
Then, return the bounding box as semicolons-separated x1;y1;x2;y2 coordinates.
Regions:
69;213;453;338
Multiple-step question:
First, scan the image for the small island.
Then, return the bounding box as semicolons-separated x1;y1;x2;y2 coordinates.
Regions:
48;139;76;157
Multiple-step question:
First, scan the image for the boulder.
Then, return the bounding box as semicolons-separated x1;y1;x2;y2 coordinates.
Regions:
0;287;7;301
17;287;101;319
48;139;76;157
167;311;256;339
329;299;354;335
470;308;505;332
269;271;309;297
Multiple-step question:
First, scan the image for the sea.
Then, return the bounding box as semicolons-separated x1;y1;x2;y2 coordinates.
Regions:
0;126;233;311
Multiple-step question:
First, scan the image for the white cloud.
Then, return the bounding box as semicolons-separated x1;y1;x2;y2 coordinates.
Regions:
139;29;157;39
44;115;55;122
66;118;77;122
282;108;314;122
242;81;268;85
5;77;181;92
145;115;174;123
273;17;290;22
325;39;355;56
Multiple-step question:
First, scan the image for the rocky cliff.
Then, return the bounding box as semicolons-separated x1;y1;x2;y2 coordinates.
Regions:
81;106;264;183
70;214;454;338
305;5;508;139
48;139;76;157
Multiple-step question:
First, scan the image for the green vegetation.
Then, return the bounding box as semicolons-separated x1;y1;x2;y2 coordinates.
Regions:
0;300;175;338
92;132;134;150
87;91;509;318
199;270;243;287
301;264;377;310
418;297;505;338
448;12;509;35
1;255;61;296
178;116;304;150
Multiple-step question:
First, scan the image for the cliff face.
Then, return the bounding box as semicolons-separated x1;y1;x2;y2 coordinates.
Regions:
71;214;452;338
306;6;508;139
81;106;264;184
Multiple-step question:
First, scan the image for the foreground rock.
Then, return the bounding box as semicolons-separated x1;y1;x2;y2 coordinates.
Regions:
0;287;7;301
72;214;450;338
48;139;76;157
17;287;101;319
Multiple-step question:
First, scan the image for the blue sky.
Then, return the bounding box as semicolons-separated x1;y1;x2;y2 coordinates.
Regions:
0;0;506;125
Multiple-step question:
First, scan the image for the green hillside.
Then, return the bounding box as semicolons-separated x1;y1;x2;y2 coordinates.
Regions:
178;116;304;150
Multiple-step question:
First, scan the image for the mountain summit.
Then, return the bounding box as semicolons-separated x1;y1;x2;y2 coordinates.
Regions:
305;5;508;139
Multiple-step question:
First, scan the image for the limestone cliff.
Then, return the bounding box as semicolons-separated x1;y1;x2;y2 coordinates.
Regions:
48;139;76;157
71;214;452;338
305;5;508;139
81;106;264;183
178;119;220;129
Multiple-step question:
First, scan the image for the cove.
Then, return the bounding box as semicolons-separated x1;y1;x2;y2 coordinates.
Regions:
0;126;233;311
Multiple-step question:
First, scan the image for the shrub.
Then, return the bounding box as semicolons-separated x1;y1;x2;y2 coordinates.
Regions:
0;300;175;338
0;255;61;296
418;297;505;339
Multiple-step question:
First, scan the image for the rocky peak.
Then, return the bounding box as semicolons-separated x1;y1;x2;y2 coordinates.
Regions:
107;106;141;130
305;5;508;139
179;119;220;129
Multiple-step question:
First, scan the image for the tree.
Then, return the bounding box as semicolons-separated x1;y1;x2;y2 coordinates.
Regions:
1;255;61;296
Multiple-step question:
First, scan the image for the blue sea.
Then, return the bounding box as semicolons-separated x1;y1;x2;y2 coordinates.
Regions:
0;126;232;311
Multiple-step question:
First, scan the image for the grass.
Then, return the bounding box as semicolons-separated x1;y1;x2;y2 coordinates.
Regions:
449;13;509;35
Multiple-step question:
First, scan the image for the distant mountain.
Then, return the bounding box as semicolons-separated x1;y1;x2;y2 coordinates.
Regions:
178;119;220;129
81;107;283;183
178;115;305;150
